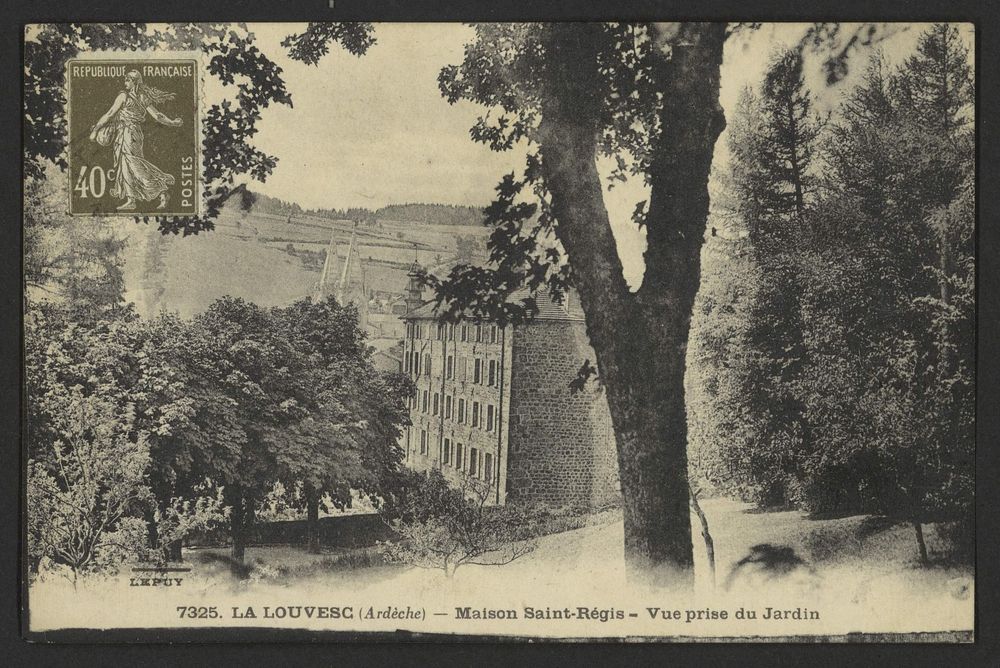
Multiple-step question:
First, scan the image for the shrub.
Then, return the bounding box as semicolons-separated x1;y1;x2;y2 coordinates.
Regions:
380;470;536;578
27;389;152;581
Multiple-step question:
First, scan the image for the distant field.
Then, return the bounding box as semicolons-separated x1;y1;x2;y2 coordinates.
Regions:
121;209;485;318
123;225;320;318
220;209;488;249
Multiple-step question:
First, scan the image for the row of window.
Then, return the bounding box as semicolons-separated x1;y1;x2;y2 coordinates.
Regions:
405;321;501;345
414;429;494;482
404;351;500;387
413;391;499;432
406;351;433;377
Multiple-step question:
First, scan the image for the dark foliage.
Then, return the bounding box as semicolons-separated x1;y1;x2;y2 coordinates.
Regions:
690;25;974;562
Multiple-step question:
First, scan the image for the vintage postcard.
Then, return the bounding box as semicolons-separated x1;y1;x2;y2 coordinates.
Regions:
22;22;975;641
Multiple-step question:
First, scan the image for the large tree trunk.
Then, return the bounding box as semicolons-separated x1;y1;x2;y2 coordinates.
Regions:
227;486;247;570
144;506;159;560
536;23;727;588
689;487;717;588
913;520;929;566
306;490;322;554
635;22;729;584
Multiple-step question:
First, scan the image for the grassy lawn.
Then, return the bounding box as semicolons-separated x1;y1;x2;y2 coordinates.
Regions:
28;498;973;636
183;498;971;593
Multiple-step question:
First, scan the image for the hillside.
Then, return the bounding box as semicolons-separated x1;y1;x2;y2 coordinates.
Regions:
122;221;319;319
121;199;490;319
374;203;484;226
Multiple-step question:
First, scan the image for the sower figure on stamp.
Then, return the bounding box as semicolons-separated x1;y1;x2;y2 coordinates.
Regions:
89;69;182;210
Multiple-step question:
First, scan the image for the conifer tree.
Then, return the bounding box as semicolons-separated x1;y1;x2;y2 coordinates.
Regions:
756;50;823;237
890;24;974;559
692;25;974;561
715;49;823;507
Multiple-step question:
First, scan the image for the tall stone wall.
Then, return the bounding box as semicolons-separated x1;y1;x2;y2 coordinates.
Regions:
506;320;620;509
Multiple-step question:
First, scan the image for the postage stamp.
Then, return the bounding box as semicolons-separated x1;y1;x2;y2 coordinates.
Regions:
66;52;202;217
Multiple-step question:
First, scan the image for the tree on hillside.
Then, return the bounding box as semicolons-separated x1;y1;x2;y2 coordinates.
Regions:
25;301;243;564
374;203;484;226
172;296;411;566
806;24;973;556
686;234;763;503
179;297;299;564
756;50;822;229
23;300;232;571
881;24;974;560
132;311;244;560
286;21;897;587
792;54;930;516
244;192;305;218
269;297;369;552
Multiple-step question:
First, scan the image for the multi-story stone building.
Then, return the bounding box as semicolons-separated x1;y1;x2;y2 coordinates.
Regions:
399;266;620;510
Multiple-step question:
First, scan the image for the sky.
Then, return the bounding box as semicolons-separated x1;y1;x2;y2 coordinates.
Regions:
245;23;519;213
225;23;973;288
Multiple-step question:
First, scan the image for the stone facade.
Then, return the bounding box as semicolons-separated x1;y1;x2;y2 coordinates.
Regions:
505;320;619;509
399;287;620;510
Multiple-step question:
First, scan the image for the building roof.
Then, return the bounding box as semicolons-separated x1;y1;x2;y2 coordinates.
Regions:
404;288;585;323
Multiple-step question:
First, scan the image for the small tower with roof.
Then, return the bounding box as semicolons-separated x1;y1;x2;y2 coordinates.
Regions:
405;260;425;314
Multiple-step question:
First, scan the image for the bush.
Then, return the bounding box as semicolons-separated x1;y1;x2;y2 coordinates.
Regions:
380;470;536;578
27;389;152;580
151;490;229;562
935;518;974;565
